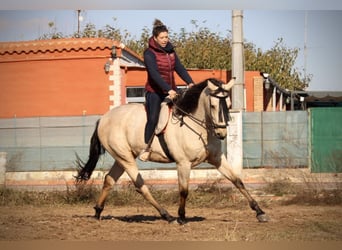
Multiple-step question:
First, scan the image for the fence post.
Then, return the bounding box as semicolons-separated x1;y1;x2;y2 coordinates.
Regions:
0;152;7;186
226;111;243;175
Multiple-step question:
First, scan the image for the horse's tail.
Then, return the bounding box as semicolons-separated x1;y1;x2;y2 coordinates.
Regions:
75;119;105;182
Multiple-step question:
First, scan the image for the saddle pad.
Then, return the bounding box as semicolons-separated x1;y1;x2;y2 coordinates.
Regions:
155;102;171;135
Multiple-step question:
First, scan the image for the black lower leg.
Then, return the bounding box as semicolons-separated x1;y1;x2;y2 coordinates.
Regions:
94;205;104;220
177;190;188;225
250;199;265;217
233;178;266;220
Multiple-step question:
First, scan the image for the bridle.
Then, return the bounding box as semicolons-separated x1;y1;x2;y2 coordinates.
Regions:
208;87;231;129
172;84;231;135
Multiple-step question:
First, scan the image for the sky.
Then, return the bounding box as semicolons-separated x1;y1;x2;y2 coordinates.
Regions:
0;1;342;91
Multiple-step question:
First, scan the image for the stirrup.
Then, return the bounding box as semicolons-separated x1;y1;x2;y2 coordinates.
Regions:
138;148;151;162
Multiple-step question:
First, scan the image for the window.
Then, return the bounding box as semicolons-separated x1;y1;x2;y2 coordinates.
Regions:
126;85;188;103
126;87;145;103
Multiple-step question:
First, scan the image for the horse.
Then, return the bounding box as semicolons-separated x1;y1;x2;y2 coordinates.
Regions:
76;78;268;224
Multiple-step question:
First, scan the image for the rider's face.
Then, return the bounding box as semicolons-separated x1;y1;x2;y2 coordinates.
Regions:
154;31;169;48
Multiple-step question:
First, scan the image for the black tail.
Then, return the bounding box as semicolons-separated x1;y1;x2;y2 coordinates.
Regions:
75;120;104;181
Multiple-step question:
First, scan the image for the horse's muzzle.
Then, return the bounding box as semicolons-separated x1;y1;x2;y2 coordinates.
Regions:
214;129;227;140
212;123;228;140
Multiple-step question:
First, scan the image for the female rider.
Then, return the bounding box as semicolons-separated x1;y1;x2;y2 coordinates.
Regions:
139;19;194;161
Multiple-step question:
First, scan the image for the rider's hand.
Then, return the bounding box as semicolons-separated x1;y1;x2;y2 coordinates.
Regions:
188;83;195;88
168;89;177;100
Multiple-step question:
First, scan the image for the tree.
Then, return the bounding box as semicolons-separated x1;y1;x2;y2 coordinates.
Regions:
38;19;310;90
38;22;64;40
171;21;232;70
245;38;311;90
78;23;97;38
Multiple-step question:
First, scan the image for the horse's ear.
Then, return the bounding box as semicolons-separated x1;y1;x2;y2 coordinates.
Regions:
223;77;235;91
207;79;219;91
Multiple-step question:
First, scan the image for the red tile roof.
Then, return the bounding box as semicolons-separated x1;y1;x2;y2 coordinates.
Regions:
0;38;141;59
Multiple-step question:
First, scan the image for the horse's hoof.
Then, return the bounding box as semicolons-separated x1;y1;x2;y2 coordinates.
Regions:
160;209;175;223
163;215;176;224
177;217;187;225
257;213;269;223
168;218;178;224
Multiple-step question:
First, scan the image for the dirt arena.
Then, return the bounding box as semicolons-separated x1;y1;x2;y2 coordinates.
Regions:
1;198;341;241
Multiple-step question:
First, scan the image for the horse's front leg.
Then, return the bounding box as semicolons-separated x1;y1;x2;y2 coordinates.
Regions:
177;163;191;225
231;176;268;222
213;154;268;222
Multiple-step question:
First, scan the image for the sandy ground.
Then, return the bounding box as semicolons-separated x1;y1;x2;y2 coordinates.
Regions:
0;201;341;241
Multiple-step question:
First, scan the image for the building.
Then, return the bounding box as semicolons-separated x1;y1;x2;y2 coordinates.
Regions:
0;38;295;119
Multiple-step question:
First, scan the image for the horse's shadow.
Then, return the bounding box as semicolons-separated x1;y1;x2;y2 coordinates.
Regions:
104;214;206;224
76;214;205;224
103;214;159;223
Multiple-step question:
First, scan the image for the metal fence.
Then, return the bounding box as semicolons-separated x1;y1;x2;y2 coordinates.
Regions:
310;108;342;173
0;115;100;171
0;111;309;172
0;115;182;171
243;111;308;168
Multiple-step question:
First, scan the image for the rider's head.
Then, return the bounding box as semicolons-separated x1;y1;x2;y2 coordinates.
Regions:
152;19;169;48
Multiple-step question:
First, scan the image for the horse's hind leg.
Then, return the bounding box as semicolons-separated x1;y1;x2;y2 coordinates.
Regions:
94;161;125;219
214;155;268;222
123;163;174;222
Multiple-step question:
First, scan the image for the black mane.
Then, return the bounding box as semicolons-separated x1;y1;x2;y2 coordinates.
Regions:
174;78;225;116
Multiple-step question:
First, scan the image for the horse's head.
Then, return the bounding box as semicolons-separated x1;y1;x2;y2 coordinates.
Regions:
173;77;234;140
205;78;235;139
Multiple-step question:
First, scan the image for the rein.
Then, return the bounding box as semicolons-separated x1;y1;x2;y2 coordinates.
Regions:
172;101;206;128
171;102;208;145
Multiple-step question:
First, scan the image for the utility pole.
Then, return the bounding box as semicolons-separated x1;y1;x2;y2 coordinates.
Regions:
77;10;83;37
227;10;244;175
304;11;308;88
231;10;245;110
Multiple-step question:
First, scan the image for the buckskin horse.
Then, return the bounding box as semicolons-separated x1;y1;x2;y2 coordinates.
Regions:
76;78;268;224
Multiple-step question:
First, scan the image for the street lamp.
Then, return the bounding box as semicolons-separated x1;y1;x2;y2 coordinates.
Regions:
104;59;111;74
261;72;270;90
77;10;83;37
104;46;117;74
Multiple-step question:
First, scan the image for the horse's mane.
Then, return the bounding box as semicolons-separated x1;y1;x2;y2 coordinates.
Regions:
174;78;224;116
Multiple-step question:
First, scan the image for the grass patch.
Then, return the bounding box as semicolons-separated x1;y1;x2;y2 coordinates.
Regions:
263;176;342;206
282;187;342;205
1;176;341;207
0;180;242;208
262;178;297;196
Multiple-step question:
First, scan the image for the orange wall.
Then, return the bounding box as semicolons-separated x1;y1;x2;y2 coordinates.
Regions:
183;69;230;84
1;45;257;118
1;53;111;118
123;67;147;86
123;68;231;87
244;71;261;112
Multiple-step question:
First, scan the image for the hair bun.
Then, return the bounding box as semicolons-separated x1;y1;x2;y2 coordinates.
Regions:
152;19;168;37
153;19;165;28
